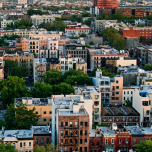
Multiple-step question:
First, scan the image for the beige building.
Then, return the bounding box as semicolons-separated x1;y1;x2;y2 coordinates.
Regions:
29;39;39;57
15;97;52;126
74;86;101;125
0;56;4;80
33;58;61;83
59;56;87;74
1;19;14;28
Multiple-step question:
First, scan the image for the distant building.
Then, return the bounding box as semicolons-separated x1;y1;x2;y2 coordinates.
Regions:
1;19;14;28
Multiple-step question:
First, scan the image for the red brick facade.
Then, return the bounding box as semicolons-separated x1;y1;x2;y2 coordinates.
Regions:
58;114;89;152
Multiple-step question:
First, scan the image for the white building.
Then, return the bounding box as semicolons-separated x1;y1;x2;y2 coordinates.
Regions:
92;69;111;106
30;15;55;26
59;56;87;74
133;85;152;126
51;95;93;144
1;19;14;28
18;0;27;4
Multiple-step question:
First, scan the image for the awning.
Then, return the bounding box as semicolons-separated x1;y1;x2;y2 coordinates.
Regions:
119;144;129;148
105;145;115;148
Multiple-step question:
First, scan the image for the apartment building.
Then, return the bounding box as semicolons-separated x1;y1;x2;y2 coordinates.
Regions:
15;97;52;126
92;69;111;106
110;75;123;105
133;86;152;127
51;95;92;145
1;19;14;28
74;86;101;125
57;109;89;152
30;15;55;26
59;56;87;74
120;26;152;43
88;48;129;70
0;28;47;38
0;56;4;79
65;39;87;61
148;48;152;64
15;38;29;51
101;107;140;125
65;25;91;35
18;0;27;4
4;53;34;77
33;58;61;83
29;39;39;56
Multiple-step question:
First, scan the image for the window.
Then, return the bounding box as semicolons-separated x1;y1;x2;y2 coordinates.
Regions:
65;122;68;127
147;110;150;115
75;130;77;135
49;119;52;121
49;111;52;114
41;138;44;144
60;139;63;144
95;95;99;99
80;122;83;126
116;97;119;100
127;91;129;94
46;138;49;144
80;147;82;152
20;142;22;147
61;131;63;136
92;142;94;146
70;139;72;144
65;139;68;144
75;139;77;144
13;143;15;147
85;130;87;135
65;131;68;135
85;147;87;152
116;92;119;94
131;91;133;94
116;80;118;83
85;122;88;127
119;139;122;144
61;122;63;127
35;139;38;144
124;91;126;94
126;138;128;144
94;101;99;106
23;142;26;147
43;119;46;121
70;122;72;127
65;147;67;151
61;147;63;152
80;130;83;135
124;97;125;100
70;130;72;135
80;139;82;144
116;86;119;89
111;139;114;144
97;142;99;146
35;111;38;114
133;138;136;144
105;139;108;144
75;122;78;127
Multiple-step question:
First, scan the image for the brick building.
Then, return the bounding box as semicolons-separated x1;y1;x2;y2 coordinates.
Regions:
57;109;89;152
120;27;152;44
101;107;140;125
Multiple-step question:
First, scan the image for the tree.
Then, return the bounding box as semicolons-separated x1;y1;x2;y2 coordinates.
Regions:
143;64;152;71
4;103;40;129
34;143;58;152
80;33;86;37
30;81;53;98
129;50;134;57
92;67;116;77
89;41;94;45
84;18;93;26
0;76;29;105
65;75;92;85
0;119;5;129
53;83;74;95
44;69;62;85
124;100;132;107
136;140;152;152
4;59;28;78
140;36;146;42
0;143;17;152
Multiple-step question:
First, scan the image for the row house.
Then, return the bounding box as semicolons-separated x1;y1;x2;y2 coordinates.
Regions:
0;125;51;152
101;107;140;125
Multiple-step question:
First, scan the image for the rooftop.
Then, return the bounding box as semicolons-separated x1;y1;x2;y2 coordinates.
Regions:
97;126;116;135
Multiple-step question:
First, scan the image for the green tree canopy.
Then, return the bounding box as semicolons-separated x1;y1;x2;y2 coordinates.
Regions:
143;64;152;71
34;143;58;152
4;59;28;78
4;103;40;129
136;140;152;152
124;100;132;107
3;34;20;40
89;41;94;45
0;76;29;105
140;36;146;42
27;8;49;16
92;67;116;78
0;142;17;152
101;27;126;50
44;69;62;85
83;18;93;26
80;33;86;37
